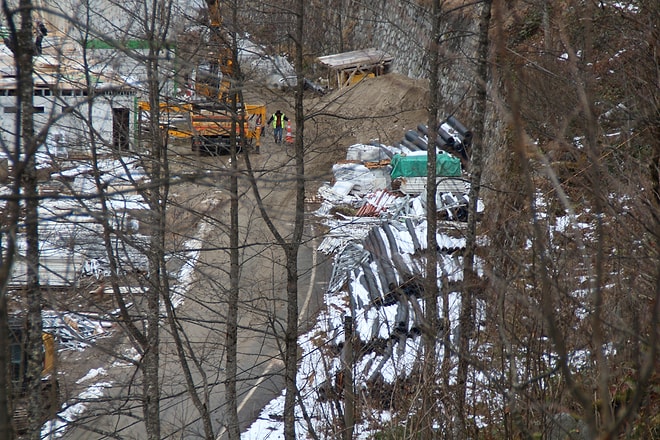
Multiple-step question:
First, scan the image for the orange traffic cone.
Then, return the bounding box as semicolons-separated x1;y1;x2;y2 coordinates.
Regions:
285;121;294;143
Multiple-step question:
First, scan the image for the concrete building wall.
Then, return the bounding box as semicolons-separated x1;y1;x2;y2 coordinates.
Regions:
0;91;136;153
33;0;192;40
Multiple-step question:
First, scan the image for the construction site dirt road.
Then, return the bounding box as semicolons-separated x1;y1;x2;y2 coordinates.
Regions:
56;74;428;439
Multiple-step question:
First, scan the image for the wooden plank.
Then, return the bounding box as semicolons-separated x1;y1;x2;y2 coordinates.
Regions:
317;48;393;70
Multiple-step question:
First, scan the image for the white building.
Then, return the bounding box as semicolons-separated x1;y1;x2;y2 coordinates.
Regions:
0;45;137;154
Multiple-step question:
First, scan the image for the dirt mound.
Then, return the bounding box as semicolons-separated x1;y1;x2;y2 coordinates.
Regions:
303;73;429;181
322;73;428;119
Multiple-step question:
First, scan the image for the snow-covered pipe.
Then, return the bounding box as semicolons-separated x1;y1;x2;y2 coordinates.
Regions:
394;302;409;334
361;259;383;307
405;218;422;253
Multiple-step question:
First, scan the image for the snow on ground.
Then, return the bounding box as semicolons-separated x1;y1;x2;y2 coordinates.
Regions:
244;142;474;438
29;155;208;437
44;346;141;438
22;137;472;438
39;209;204;437
42;381;113;438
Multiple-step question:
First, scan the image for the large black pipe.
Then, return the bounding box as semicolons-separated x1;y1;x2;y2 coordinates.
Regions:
446;115;469;135
418;123;452;152
404;130;419;143
446;115;473;145
413;136;428;150
426;136;448;154
405;130;428;150
405;218;422;253
438;127;455;146
400;138;420;152
361;259;383;307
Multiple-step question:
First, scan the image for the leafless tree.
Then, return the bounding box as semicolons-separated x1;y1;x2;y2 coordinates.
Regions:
7;1;656;439
456;1;491;437
475;0;660;438
420;0;442;437
225;1;241;438
0;0;54;437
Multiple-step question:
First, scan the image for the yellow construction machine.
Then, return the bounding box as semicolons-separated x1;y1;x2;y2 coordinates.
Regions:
138;0;266;154
194;0;233;101
8;315;59;433
137;101;266;155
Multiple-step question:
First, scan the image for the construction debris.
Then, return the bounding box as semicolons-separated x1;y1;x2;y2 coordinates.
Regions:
315;118;478;227
43;311;112;352
312;116;482;390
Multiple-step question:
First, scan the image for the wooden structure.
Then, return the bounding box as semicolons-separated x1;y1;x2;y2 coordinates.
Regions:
317;48;393;89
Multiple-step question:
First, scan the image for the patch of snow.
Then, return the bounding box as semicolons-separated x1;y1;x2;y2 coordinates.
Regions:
608;1;639;13
42;382;113;438
169;221;210;309
76;367;108;384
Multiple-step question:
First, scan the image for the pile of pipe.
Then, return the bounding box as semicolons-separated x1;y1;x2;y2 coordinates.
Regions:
391;116;472;160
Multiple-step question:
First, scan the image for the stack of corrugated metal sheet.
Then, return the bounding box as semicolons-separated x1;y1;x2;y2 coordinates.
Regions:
397;176;469;196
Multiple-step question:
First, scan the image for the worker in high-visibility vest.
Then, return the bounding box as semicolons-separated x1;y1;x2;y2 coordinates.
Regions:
267;110;289;144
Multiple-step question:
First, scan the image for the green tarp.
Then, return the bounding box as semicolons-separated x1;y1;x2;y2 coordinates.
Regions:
390;152;462;179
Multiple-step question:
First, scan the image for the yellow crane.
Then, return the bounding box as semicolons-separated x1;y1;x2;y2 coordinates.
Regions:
138;0;266;154
194;0;233;101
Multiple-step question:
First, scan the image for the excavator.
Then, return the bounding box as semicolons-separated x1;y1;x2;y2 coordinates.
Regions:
139;0;266;155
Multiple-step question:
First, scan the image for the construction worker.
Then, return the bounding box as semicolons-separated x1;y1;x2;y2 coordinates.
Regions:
35;20;48;55
267;110;288;144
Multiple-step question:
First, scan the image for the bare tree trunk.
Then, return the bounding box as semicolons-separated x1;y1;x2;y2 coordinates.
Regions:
143;40;164;440
284;2;305;438
241;3;307;438
422;0;442;437
0;148;19;434
542;0;551;52
458;1;491;436
490;3;547;436
162;296;215;439
0;2;25;437
0;283;9;439
342;316;354;439
225;1;240;436
12;2;46;438
561;1;611;430
143;173;163;440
